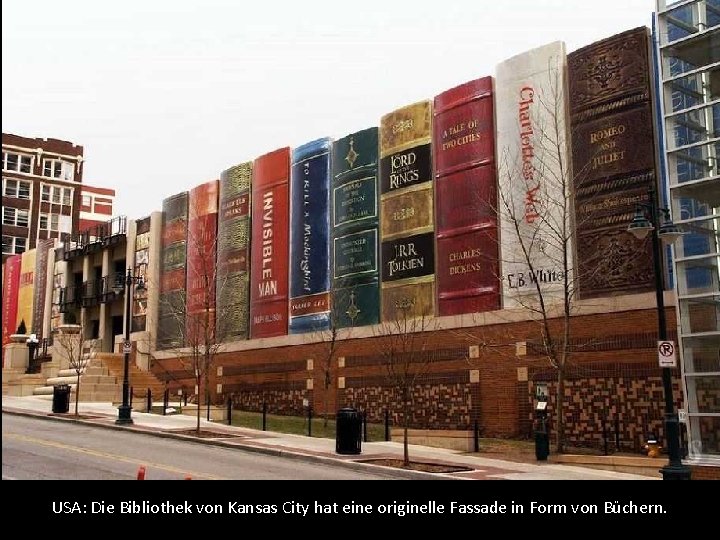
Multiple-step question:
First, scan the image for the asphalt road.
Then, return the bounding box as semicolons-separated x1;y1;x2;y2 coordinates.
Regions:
2;414;397;480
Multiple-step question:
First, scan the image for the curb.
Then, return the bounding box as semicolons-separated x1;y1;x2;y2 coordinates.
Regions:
2;408;457;481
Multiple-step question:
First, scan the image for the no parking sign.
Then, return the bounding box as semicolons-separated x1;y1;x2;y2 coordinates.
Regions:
657;340;677;368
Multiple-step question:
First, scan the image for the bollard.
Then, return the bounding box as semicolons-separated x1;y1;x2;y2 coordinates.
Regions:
384;409;390;442
363;410;368;442
474;420;480;453
227;396;232;426
146;388;152;413
183;390;188;407
206;395;211;422
137;466;146;480
615;416;620;452
130;386;134;409
307;406;313;437
163;389;169;416
603;415;609;455
262;402;267;431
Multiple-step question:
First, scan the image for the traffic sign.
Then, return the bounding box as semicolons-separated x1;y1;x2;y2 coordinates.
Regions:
657;340;676;368
122;339;132;354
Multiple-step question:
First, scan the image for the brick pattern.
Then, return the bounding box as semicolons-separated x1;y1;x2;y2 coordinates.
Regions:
527;363;683;450
229;383;308;416
344;378;472;429
696;377;720;414
223;360;306;376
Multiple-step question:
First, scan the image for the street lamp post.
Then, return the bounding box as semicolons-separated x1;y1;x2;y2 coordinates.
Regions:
116;268;143;425
627;186;691;480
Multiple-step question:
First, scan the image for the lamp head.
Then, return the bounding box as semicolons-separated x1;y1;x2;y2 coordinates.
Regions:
628;207;653;240
658;210;683;245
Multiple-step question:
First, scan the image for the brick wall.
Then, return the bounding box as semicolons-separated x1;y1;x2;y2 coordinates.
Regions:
527;363;682;451
155;305;680;450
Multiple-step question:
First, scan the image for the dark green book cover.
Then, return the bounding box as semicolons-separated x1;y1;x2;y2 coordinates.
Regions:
331;127;380;328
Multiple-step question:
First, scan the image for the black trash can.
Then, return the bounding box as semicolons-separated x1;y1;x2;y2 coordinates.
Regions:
336;408;362;455
52;384;71;414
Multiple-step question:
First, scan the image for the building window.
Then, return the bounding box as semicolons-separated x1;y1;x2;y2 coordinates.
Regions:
39;214;48;230
2;178;31;199
41;184;51;202
51;186;61;204
42;159;75;181
2;235;27;255
82;194;92;207
62;187;72;205
2;152;32;173
2;207;29;227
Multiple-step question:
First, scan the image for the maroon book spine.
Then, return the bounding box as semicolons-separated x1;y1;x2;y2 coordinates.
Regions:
186;180;219;343
250;147;290;339
434;77;500;316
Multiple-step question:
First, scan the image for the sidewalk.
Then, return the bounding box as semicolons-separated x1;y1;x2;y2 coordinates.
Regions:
2;395;656;480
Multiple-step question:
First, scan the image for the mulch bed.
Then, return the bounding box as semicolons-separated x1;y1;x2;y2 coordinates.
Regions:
167;429;242;439
358;458;472;474
49;413;103;420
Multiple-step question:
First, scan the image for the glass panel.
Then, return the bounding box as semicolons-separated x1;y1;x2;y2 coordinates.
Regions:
683;340;720;373
2;207;14;224
690;416;720;455
15;237;26;253
62;188;71;205
666;103;715;149
41;185;50;201
18;181;30;199
675;214;719;258
1;236;11;254
52;187;61;204
665;3;698;44
20;156;31;173
6;153;18;171
667;140;717;183
4;179;17;196
39;215;48;230
16;210;28;227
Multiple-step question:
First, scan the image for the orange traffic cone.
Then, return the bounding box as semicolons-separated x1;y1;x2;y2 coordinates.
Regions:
137;466;146;480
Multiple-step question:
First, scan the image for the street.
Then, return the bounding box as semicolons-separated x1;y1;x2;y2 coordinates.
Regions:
2;414;397;480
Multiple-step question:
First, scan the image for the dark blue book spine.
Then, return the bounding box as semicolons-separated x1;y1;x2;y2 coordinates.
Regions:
289;138;332;333
331;127;380;328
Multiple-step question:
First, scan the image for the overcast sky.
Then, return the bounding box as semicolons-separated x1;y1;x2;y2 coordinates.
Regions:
2;0;655;219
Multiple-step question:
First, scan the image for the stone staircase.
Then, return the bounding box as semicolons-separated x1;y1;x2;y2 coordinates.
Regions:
91;352;167;403
32;354;121;402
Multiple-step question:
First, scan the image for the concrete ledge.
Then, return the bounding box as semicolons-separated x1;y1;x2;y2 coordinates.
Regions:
181;404;228;422
550;454;663;477
391;428;474;452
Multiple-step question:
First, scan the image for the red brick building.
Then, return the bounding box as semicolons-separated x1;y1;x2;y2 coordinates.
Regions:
2;133;84;264
79;184;115;233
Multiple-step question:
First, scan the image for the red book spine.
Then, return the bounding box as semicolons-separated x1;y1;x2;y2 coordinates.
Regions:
186;180;219;343
434;77;501;316
2;255;22;363
250;147;290;339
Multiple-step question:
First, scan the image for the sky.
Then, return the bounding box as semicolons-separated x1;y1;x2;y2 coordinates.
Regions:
2;0;656;219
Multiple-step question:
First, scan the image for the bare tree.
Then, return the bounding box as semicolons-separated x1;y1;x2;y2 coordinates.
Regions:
495;64;601;453
373;304;435;466
155;194;227;434
53;325;93;416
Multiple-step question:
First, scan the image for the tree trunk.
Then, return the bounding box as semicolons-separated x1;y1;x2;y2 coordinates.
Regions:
75;373;80;416
196;377;201;435
403;395;410;467
556;367;565;453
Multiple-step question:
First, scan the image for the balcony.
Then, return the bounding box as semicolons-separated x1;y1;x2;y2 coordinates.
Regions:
81;280;101;308
58;285;82;313
99;272;126;304
63;216;127;261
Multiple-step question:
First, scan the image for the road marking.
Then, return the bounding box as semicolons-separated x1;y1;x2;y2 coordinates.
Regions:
4;432;225;480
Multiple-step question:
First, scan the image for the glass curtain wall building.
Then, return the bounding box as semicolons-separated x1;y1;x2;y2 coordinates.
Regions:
655;0;719;461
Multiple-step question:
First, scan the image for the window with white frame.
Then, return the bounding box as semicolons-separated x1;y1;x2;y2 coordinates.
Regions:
2;152;32;173
42;159;75;181
2;235;27;255
82;194;92;207
62;187;72;205
41;184;51;202
39;214;48;230
2;207;29;227
2;178;31;199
